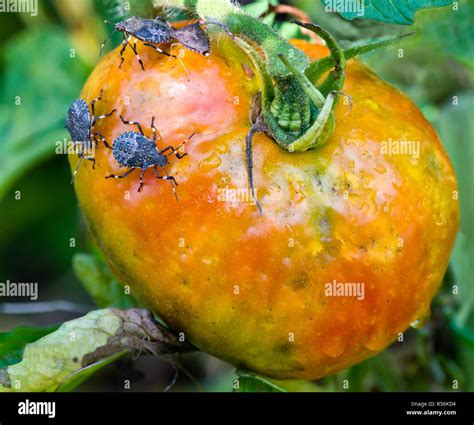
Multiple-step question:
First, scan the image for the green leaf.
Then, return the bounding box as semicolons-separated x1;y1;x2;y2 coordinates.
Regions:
72;253;135;309
0;326;59;368
0;26;88;197
279;22;302;40
236;369;321;392
320;0;454;25
243;1;276;26
56;351;126;392
236;370;287;392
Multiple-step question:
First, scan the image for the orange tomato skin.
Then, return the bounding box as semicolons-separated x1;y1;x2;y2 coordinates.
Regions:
71;36;459;379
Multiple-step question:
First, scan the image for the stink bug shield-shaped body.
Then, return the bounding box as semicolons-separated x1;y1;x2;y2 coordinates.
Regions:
173;22;211;56
107;116;193;198
116;16;173;44
65;90;116;181
101;17;210;70
66;99;91;148
112;132;168;169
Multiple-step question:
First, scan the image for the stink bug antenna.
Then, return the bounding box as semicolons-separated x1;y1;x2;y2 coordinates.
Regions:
100;20;117;56
71;156;83;184
166;132;196;157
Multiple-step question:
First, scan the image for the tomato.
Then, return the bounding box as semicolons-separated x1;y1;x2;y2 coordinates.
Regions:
70;35;459;379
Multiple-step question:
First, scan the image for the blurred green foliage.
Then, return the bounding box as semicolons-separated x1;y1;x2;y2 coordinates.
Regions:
0;325;59;368
72;253;136;309
0;0;472;392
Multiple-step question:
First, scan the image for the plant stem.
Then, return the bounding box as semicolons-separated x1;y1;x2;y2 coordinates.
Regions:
154;0;313;139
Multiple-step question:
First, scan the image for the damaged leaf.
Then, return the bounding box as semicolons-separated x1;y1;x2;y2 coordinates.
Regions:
0;308;193;392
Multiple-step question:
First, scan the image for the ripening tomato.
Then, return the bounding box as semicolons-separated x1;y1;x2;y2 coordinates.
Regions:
70;34;459;379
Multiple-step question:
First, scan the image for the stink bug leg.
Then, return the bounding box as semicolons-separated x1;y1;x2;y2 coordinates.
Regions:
143;42;176;58
106;168;136;180
120;115;144;134
90;89;116;128
93;131;111;149
161;132;195;159
150;116;163;143
130;38;145;70
118;35;133;69
154;166;179;201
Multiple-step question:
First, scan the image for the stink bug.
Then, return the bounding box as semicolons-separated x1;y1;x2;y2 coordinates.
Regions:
106;115;194;197
100;16;210;70
65;90;116;181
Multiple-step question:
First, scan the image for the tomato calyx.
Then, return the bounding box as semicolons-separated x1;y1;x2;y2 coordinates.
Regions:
130;0;415;211
148;1;413;153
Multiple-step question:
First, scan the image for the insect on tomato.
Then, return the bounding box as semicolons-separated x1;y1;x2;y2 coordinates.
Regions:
70;32;459;379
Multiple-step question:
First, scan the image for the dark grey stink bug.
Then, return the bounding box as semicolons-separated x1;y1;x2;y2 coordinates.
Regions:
106;115;195;198
100;16;210;70
65;90;116;181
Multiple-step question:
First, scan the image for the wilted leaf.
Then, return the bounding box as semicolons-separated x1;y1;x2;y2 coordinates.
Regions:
0;308;192;392
320;0;453;25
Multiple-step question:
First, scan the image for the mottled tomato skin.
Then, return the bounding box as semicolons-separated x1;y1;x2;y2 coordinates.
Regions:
71;36;459;379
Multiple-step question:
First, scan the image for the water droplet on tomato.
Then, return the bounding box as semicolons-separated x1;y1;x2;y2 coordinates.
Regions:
410;310;431;329
374;163;387;174
202;257;217;265
270;183;281;192
199;152;222;171
322;338;345;358
215;144;228;154
364;334;389;351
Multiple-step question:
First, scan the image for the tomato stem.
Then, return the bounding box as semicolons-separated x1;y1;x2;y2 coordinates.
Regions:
153;0;338;148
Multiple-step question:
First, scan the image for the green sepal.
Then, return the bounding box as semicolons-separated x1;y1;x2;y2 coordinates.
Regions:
306;32;416;83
